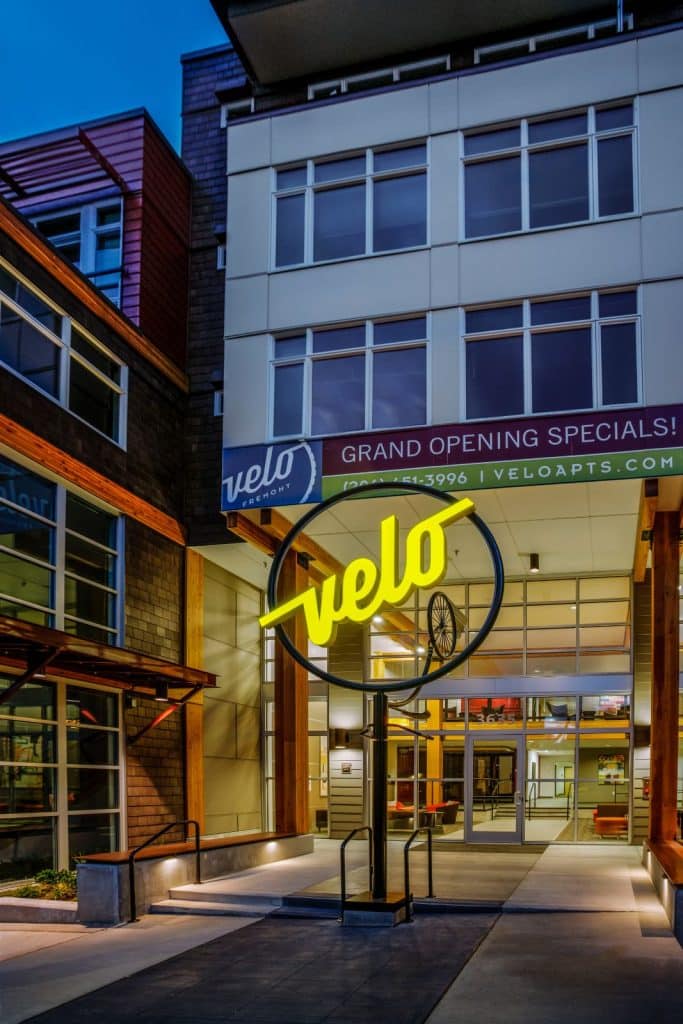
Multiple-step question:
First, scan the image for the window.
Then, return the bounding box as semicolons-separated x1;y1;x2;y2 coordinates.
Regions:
463;103;635;238
274;144;427;267
464;289;639;419
0;676;121;876
34;201;123;306
0;455;121;644
308;56;450;100
0;261;126;444
272;315;428;437
474;15;634;65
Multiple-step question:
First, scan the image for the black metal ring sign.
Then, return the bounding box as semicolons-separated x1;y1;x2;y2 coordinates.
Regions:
264;481;504;693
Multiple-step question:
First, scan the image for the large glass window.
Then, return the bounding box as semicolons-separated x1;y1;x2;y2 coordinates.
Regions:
464;288;639;419
0;455;120;643
463;103;635;239
272;315;427;438
0;261;126;443
34;201;123;306
0;677;121;878
274;144;427;267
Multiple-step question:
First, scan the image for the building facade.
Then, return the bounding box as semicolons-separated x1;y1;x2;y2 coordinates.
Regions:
184;2;683;846
0;117;214;881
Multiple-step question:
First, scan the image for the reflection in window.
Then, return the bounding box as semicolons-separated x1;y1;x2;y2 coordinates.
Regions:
275;144;427;267
0;262;125;442
464;103;635;238
465;288;639;420
272;316;427;437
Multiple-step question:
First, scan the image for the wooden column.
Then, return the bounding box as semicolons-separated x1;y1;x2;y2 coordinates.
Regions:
274;552;309;834
184;549;205;833
426;700;443;806
649;510;680;841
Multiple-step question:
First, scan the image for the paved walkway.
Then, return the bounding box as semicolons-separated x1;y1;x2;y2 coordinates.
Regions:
1;841;682;1023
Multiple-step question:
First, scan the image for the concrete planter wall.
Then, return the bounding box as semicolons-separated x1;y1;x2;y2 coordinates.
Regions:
77;834;314;924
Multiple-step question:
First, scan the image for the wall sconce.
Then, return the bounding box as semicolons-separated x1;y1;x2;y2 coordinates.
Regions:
529;552;540;574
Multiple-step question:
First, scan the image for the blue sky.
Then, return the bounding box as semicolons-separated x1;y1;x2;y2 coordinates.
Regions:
0;1;228;150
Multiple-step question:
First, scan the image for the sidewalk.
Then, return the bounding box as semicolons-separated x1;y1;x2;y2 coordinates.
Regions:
1;842;682;1024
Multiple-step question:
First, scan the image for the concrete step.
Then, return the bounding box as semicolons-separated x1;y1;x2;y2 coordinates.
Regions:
168;885;283;908
150;898;273;918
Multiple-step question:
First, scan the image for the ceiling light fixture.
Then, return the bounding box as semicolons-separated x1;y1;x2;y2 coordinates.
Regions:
154;682;170;703
529;552;540;574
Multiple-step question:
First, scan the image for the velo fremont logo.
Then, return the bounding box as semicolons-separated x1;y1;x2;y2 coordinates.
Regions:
221;440;323;511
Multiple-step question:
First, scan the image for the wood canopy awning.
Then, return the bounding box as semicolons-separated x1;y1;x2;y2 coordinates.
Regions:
0;615;216;704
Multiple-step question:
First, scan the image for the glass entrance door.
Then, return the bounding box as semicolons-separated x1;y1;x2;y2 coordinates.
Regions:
466;735;523;843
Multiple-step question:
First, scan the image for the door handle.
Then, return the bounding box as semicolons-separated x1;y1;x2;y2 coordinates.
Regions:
514;790;523;806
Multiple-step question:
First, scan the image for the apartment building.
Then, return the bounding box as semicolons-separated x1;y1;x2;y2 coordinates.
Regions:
180;1;683;853
0;118;214;880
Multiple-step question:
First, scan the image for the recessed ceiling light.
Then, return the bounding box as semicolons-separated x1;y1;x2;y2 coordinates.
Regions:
372;615;383;624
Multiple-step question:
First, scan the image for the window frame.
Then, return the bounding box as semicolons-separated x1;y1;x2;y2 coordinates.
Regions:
33;199;123;307
460;288;641;422
460;100;638;241
0;258;128;448
0;453;124;645
269;313;431;440
271;140;430;270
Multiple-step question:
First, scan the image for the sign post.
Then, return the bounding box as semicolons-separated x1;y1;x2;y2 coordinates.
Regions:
260;481;504;923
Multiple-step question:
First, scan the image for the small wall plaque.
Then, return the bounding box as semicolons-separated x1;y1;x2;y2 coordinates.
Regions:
341;761;352;774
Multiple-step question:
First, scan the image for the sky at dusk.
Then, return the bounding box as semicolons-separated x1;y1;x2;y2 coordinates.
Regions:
0;0;228;150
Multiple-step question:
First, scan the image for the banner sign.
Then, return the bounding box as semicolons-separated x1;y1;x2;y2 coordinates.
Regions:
221;440;322;511
222;404;681;509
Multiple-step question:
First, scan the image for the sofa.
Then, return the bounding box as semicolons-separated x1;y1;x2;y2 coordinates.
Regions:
593;802;628;836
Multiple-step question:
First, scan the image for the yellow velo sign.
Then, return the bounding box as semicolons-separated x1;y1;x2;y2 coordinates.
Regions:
259;497;474;646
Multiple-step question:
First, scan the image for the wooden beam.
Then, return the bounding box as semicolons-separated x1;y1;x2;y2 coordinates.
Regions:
633;479;658;584
0;415;185;545
184;549;205;832
649;510;680;842
227;511;278;556
274;551;309;834
0;199;188;392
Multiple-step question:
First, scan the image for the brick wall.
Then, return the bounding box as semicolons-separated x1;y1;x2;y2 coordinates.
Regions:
125;697;185;846
181;46;245;545
125;519;183;661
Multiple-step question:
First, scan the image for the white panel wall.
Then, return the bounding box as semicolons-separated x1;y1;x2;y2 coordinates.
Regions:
226;169;271;277
459;218;643;305
458;41;638;129
224;335;270;446
641;280;683;407
639;89;683;214
270;86;429;165
223;30;683;449
267;250;430;331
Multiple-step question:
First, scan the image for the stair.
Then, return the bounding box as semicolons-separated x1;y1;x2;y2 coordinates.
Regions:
149;885;283;918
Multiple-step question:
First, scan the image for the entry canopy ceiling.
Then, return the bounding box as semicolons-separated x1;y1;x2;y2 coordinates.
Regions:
211;0;607;84
273;479;642;581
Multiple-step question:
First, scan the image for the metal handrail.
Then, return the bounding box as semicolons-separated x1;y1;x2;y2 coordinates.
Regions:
128;818;201;922
527;781;537;819
340;826;373;924
403;827;434;922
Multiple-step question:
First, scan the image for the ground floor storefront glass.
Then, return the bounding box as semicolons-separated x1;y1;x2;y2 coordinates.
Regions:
384;697;631;843
0;676;121;879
